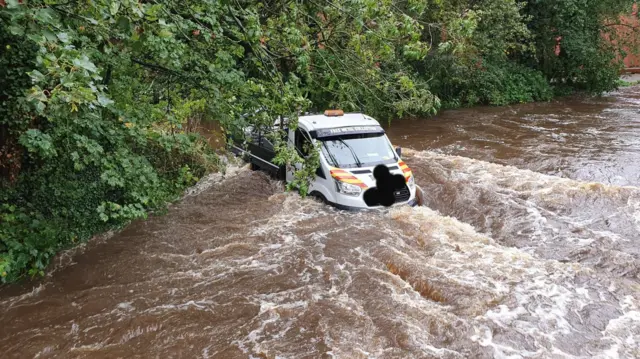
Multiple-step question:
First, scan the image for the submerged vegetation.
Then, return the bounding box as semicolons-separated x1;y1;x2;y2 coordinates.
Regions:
1;0;638;282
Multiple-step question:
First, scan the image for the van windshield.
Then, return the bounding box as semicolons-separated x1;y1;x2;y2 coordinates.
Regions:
320;133;398;168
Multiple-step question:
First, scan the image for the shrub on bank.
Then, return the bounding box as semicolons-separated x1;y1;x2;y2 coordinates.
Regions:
0;132;217;282
427;59;554;109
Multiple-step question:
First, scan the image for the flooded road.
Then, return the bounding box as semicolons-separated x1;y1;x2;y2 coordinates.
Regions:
2;87;640;358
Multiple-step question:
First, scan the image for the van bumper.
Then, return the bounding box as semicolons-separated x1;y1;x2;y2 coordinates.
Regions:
327;196;418;212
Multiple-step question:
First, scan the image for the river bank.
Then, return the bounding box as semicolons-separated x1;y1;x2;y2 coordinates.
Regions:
621;73;640;85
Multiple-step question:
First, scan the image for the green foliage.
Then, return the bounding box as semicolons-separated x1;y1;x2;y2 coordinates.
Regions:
522;0;637;94
0;0;220;283
429;59;554;108
414;0;550;107
414;0;636;105
617;78;640;87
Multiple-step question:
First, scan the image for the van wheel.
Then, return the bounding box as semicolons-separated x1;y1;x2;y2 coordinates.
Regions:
249;161;258;171
309;192;327;204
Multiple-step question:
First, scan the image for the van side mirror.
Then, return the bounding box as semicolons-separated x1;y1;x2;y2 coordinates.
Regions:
395;146;402;158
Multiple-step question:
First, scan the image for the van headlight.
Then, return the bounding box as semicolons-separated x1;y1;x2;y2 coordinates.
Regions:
335;180;362;196
407;175;415;189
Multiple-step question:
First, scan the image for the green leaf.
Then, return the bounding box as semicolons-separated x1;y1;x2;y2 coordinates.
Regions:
35;8;57;24
29;70;45;84
116;17;131;32
35;102;46;114
110;1;121;16
158;29;173;38
43;30;58;42
73;55;98;73
56;32;70;43
27;87;47;102
19;129;56;158
6;0;20;9
131;4;144;18
97;94;114;107
8;25;24;36
145;4;163;20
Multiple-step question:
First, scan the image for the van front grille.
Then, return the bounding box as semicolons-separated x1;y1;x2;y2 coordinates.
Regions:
393;185;410;202
364;185;411;207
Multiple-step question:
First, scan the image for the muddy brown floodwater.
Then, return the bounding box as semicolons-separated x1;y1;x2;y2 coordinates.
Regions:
2;87;640;359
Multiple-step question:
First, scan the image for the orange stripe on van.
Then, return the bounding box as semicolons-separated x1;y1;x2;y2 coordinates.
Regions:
330;168;368;189
398;161;413;182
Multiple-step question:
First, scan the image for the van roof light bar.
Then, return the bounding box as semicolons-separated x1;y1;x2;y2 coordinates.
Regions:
324;109;344;117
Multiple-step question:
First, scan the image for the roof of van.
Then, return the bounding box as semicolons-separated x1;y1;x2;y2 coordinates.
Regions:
298;112;381;131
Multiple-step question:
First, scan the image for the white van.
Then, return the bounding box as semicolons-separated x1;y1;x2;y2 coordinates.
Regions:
229;110;419;210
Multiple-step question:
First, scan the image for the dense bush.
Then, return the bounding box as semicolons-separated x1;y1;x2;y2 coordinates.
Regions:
428;59;554;108
523;0;636;94
414;0;637;105
0;130;213;281
0;1;221;282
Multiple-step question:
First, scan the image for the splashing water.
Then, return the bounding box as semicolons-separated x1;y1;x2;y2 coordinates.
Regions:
1;164;638;358
405;150;640;282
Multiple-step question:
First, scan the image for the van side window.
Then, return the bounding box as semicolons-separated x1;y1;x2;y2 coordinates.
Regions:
295;128;312;157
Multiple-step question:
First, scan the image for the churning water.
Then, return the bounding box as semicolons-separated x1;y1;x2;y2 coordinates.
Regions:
1;87;640;358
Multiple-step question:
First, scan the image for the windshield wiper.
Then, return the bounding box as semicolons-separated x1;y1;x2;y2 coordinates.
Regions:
337;138;363;168
322;142;340;167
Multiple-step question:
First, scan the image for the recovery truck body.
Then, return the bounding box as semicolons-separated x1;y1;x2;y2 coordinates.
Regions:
229;110;418;210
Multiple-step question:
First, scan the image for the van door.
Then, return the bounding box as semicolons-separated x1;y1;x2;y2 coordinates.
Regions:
286;127;314;183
